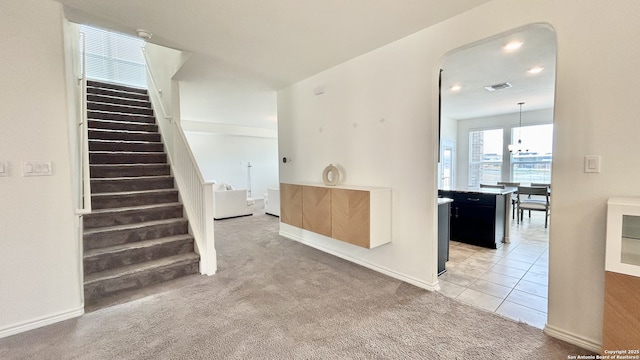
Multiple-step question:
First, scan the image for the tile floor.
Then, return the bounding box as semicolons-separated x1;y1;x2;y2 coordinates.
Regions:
437;212;550;329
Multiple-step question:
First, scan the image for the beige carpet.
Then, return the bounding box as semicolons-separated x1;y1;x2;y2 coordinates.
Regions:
0;213;592;359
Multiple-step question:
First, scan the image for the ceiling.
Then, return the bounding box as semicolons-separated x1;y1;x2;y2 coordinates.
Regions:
55;1;555;121
441;24;557;120
56;0;491;90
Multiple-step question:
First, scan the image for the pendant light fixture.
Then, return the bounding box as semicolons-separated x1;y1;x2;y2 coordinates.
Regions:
508;102;529;154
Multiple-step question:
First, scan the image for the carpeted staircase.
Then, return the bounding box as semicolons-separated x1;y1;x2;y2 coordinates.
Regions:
82;80;199;308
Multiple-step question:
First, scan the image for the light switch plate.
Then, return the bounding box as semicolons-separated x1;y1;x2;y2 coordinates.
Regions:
584;155;601;173
23;161;53;176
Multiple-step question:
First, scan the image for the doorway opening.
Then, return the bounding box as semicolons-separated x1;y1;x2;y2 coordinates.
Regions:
437;23;557;329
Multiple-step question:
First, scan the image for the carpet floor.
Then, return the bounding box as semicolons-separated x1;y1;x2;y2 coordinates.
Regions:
0;213;592;359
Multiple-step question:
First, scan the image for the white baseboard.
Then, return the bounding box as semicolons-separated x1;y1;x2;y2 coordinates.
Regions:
280;229;438;292
0;306;84;339
543;323;601;354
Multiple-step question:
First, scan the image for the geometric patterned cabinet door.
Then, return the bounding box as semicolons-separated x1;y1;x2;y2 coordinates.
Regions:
280;183;302;228
302;186;332;237
332;188;370;248
602;271;640;351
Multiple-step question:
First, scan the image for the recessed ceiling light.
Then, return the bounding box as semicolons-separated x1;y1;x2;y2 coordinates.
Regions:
450;84;462;92
527;66;544;74
504;41;524;51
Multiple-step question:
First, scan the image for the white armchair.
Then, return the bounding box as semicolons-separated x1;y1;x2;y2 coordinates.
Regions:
265;187;280;216
213;183;254;220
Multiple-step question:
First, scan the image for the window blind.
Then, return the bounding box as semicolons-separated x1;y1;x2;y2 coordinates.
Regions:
80;25;147;89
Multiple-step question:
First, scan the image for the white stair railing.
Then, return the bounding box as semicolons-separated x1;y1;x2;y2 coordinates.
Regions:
141;46;172;122
171;121;217;275
77;31;92;215
140;46;216;275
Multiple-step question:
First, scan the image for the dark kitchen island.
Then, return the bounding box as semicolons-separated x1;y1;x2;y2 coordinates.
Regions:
438;188;515;249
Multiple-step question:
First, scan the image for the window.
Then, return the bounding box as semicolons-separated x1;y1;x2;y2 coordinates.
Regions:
80;25;147;88
511;124;553;183
439;140;455;189
468;129;503;187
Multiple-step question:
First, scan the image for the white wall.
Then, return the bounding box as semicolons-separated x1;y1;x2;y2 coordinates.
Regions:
183;125;279;199
0;0;82;337
144;48;280;201
174;55;279;198
143;42;190;155
440;115;458;144
456;108;553;188
179;81;277;131
278;0;640;351
278;35;441;290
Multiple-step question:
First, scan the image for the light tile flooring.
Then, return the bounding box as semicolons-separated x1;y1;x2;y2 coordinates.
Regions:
437;212;550;329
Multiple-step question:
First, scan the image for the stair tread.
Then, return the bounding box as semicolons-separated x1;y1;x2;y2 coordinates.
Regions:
84;234;193;259
84;217;187;235
89;128;159;135
87;110;153;118
86;202;182;215
88;118;156;125
91;163;167;167
88;93;150;104
91;175;173;182
88;100;151;110
91;188;177;197
88;109;154;117
87;81;147;94
89;151;165;155
89;139;160;144
84;253;199;284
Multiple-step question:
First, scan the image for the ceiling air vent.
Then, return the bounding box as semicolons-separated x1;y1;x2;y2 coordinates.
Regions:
484;82;512;92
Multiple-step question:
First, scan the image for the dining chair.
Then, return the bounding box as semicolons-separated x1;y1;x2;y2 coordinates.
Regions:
531;182;550;189
528;183;551;216
498;182;520;187
516;186;551;228
480;184;505;189
498;182;520;219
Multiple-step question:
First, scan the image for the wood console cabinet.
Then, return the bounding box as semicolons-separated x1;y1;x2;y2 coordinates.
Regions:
280;183;391;249
603;198;640;351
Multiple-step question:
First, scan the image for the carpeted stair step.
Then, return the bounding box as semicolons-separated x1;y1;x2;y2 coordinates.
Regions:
91;176;174;193
91;189;178;209
90;164;171;178
88;110;155;123
84;218;189;250
87;86;149;101
87;93;150;108
84;235;195;275
83;253;200;305
87;80;148;95
83;203;185;230
88;119;158;133
89;139;164;153
88;101;153;116
89;151;166;164
88;128;161;142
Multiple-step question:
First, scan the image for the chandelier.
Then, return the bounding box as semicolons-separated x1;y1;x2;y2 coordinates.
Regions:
508;102;529;154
